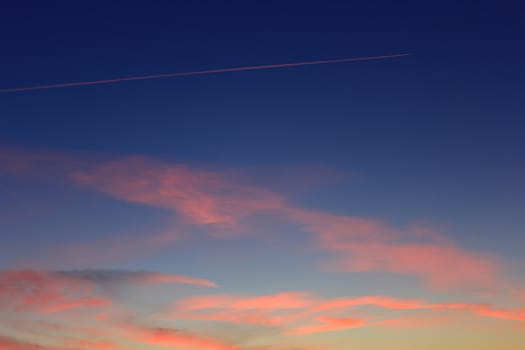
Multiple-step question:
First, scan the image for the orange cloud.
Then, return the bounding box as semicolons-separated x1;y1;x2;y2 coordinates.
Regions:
0;336;48;350
40;298;110;313
290;316;366;335
178;292;316;312
173;292;418;334
57;269;217;288
430;302;525;322
173;292;318;328
172;291;525;335
313;296;427;312
122;324;244;350
0;334;120;350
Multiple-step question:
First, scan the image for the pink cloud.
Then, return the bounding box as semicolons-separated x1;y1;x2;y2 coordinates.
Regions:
172;291;525;334
290;316;366;335
288;208;503;291
0;269;216;315
173;292;318;328
122;324;244;350
325;241;498;290
178;292;316;312
430;302;525;322
174;293;414;333
135;271;217;287
178;310;280;327
57;269;217;288
0;270;110;314
72;155;507;293
71;156;285;227
312;296;427;312
0;149;517;295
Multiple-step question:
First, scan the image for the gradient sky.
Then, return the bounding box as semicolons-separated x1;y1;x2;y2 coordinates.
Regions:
1;2;525;350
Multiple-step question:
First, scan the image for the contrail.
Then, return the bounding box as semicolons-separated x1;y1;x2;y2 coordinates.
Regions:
0;53;411;93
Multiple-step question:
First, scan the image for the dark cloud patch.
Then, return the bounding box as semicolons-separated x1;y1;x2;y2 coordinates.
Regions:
54;269;163;284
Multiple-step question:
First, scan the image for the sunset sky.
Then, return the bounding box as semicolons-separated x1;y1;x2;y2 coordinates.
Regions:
1;2;524;350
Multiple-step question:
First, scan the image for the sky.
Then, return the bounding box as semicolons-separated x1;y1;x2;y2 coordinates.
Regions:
0;1;524;349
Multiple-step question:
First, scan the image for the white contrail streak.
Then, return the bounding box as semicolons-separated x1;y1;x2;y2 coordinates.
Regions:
0;53;411;93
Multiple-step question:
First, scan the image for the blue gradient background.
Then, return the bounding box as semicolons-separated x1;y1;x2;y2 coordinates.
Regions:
1;2;524;350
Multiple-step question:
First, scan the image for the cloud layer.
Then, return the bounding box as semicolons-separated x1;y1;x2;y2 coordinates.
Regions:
1;149;524;349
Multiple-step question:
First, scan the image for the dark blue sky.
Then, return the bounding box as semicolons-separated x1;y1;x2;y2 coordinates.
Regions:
1;1;524;251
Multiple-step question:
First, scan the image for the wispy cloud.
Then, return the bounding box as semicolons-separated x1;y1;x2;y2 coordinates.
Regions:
178;292;316;312
123;324;245;350
1;148;524;349
290;317;365;335
71;155;286;228
0;270;110;314
0;149;515;294
56;269;217;287
0;269;215;314
171;291;525;335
